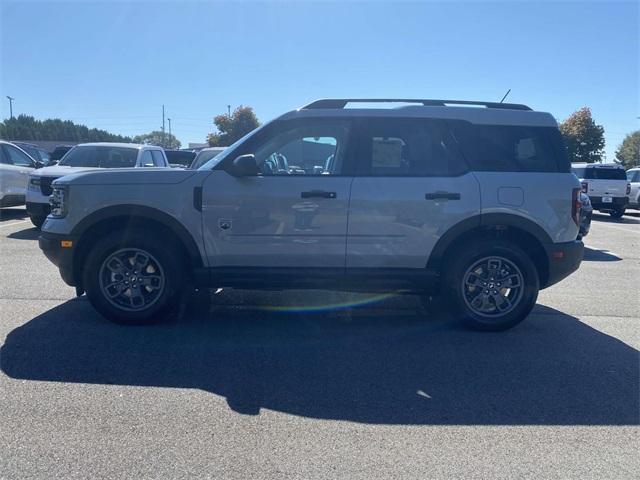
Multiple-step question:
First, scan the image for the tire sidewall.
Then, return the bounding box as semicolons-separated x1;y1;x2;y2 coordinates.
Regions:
445;241;539;331
83;230;183;324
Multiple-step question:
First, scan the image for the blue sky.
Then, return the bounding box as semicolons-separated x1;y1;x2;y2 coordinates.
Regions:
1;0;638;158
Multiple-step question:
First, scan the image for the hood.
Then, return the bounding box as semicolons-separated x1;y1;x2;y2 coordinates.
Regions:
31;165;100;178
53;167;202;186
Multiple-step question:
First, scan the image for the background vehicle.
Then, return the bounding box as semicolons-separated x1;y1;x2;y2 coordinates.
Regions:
27;143;169;228
39;99;583;331
12;142;50;166
164;149;196;168
190;147;226;169
0;140;39;207
571;163;629;218
626;167;640;210
49;145;73;165
578;192;593;239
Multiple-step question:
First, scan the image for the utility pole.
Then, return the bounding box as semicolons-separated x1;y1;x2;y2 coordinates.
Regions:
162;105;166;148
6;96;14;118
168;118;172;142
227;105;231;117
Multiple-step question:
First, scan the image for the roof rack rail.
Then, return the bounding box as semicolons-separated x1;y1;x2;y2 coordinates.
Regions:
302;98;532;111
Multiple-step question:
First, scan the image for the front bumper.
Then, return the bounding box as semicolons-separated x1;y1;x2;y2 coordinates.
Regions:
39;232;78;286
26;201;51;218
542;240;584;289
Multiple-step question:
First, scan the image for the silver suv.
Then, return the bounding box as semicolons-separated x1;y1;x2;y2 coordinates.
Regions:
39;99;584;331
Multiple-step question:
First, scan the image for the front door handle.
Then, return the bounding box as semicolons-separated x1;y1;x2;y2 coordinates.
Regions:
425;191;461;201
301;190;337;199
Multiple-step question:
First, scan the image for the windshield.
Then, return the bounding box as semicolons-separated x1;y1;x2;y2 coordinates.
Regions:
198;124;266;170
191;149;223;169
59;145;138;168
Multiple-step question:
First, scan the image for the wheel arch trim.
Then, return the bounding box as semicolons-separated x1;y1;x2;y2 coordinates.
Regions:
71;204;203;268
426;213;553;271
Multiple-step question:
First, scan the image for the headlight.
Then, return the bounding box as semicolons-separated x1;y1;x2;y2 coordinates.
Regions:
49;185;68;218
28;176;41;190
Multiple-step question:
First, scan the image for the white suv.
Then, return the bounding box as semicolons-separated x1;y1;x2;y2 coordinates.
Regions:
27;142;169;227
626;167;640;210
0;140;40;208
571;163;630;218
38;99;584;331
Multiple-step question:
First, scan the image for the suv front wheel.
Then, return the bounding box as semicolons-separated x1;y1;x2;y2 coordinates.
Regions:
83;230;184;324
443;240;539;331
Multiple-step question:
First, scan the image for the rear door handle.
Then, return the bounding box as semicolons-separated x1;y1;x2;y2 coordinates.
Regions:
425;191;461;200
301;190;337;199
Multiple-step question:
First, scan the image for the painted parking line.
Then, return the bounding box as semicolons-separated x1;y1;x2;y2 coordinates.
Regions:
0;219;30;229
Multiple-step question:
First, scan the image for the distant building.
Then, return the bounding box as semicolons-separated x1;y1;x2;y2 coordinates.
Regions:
188;142;209;150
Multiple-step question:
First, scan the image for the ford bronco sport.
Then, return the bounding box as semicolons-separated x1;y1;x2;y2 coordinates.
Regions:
39;99;584;331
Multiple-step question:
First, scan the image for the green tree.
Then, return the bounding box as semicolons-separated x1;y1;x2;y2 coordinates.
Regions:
132;130;181;149
615;130;640;169
207;105;260;147
0;115;132;142
558;107;605;163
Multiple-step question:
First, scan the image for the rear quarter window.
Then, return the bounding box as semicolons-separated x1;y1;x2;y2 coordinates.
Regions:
450;121;568;173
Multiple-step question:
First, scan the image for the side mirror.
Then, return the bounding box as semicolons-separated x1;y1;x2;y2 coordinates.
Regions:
228;154;259;177
34;160;45;169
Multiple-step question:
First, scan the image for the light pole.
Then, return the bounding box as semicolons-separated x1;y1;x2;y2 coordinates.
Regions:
6;96;14;118
227;105;231;117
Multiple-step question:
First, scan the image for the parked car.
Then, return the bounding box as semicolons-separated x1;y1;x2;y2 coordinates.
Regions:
27;143;169;228
0;140;40;207
12;142;51;166
578;192;593;239
39;98;583;331
626;167;640;210
49;145;74;165
571;163;630;218
190;147;226;169
164;149;196;169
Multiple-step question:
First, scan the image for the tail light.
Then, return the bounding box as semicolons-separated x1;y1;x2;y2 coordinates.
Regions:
581;181;588;193
627;183;631;195
571;188;581;226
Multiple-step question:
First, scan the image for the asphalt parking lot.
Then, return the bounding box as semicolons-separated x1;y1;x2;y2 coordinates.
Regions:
0;207;638;479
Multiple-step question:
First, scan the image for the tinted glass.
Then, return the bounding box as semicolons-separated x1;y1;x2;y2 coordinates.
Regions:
626;171;639;182
59;146;138;168
3;145;34;167
582;167;627;180
151;150;166;166
192;150;223;169
356;118;467;176
51;146;72;161
140;151;154;167
164;150;194;167
572;167;586;178
252;119;350;175
451;122;565;172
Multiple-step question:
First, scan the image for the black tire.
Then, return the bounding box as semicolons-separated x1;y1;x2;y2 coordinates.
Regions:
609;207;625;219
82;229;185;325
443;240;539;331
29;215;46;229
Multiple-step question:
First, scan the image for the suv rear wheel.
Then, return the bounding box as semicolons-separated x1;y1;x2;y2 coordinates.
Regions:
83;230;184;324
609;207;625;219
443;240;539;331
29;215;46;229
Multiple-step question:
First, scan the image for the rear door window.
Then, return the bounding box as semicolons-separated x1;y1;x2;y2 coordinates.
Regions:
151;150;166;166
355;118;467;176
451;122;566;172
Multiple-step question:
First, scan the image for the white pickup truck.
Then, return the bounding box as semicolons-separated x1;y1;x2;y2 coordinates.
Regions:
571;163;630;218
